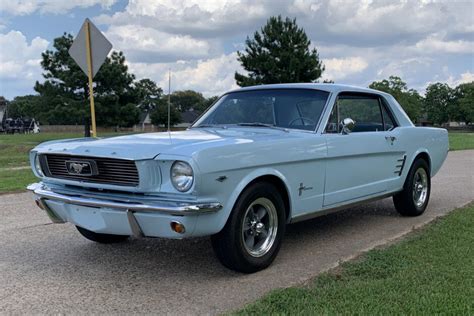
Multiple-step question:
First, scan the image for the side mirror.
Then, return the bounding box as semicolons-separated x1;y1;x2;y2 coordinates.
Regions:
341;118;355;134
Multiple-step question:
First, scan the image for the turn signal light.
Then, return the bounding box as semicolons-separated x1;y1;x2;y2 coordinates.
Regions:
170;221;186;234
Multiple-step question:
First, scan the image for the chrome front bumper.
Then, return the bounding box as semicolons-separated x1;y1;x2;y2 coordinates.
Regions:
27;183;223;215
27;183;223;238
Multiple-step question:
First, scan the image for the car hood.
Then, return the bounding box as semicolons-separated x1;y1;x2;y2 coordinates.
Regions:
33;128;301;160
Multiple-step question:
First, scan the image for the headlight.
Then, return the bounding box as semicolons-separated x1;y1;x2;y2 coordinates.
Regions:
170;161;194;192
34;154;44;177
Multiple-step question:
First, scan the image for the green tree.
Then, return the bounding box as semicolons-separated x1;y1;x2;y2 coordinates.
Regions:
6;95;42;119
34;33;140;126
171;90;206;111
150;98;181;127
196;95;219;113
424;82;455;125
453;82;474;124
118;103;140;127
235;15;324;87
134;78;162;112
369;76;422;123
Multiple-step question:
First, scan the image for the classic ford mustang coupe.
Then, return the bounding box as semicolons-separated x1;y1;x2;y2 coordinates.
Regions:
28;84;448;273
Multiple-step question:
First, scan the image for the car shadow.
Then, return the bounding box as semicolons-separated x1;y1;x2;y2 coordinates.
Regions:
3;197;402;293
41;199;399;279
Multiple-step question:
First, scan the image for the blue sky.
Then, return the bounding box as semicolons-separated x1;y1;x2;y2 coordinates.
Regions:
0;0;473;100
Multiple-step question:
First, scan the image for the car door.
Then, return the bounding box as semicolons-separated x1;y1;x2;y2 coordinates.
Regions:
323;92;403;207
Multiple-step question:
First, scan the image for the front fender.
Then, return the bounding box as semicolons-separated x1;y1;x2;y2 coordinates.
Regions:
192;167;292;237
227;167;292;220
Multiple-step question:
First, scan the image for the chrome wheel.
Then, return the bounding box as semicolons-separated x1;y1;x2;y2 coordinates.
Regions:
241;197;278;257
412;167;428;208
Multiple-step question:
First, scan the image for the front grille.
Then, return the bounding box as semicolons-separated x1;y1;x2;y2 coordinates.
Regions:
41;154;139;187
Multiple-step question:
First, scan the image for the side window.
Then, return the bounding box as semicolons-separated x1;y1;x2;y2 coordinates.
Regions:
325;93;385;133
380;100;396;131
325;104;339;133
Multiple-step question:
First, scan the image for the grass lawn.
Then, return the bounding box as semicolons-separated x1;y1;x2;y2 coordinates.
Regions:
0;168;37;193
236;204;474;315
0;132;128;193
449;132;474;151
0;133;83;169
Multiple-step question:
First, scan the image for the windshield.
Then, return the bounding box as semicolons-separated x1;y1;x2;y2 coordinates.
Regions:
193;89;330;131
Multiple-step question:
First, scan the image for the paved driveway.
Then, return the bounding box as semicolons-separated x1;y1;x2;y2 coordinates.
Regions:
0;150;472;314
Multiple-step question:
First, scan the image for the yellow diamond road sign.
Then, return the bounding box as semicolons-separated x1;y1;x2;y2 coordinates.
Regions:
68;18;112;78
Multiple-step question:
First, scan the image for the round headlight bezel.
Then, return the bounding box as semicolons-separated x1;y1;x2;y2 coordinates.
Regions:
34;154;44;177
170;161;194;192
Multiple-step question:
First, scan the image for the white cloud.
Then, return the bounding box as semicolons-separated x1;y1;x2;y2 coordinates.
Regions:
414;35;474;54
95;0;268;38
459;72;474;83
106;24;212;62
125;0;242;15
91;0;473;95
445;71;474;88
2;0;474;99
290;0;322;14
0;30;48;80
322;57;368;81
376;57;433;78
326;1;438;35
1;0;117;15
128;53;242;97
95;0;473;46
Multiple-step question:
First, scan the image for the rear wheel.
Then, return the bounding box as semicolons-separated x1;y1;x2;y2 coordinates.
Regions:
211;182;286;273
393;158;431;216
76;226;129;244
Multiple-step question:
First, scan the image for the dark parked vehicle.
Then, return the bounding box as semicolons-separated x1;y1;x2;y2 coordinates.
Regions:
1;118;39;134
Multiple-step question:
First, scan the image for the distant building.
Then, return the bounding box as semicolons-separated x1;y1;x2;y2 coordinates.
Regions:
137;111;153;131
134;108;202;132
176;108;200;128
0;96;8;131
0;96;7;117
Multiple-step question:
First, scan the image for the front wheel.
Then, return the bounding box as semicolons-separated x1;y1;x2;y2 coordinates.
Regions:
211;182;286;273
393;158;431;216
76;226;130;244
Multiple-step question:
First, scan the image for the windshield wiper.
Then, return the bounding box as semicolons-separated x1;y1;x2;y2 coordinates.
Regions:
236;122;289;132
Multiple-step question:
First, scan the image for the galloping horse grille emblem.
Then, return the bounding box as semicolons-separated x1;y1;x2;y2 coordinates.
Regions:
65;160;97;176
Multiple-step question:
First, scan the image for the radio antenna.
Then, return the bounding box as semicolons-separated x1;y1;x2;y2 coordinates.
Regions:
167;69;171;132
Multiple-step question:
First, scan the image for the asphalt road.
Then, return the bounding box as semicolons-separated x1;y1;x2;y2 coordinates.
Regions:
0;150;472;314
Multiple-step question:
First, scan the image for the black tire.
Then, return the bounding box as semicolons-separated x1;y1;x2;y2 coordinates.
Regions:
76;226;129;244
393;158;431;216
211;182;286;273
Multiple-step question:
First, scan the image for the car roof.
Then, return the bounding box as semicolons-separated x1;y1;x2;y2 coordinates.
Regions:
227;83;390;96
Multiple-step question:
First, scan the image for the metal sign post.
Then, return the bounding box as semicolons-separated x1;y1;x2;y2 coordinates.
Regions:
69;18;112;138
84;20;97;137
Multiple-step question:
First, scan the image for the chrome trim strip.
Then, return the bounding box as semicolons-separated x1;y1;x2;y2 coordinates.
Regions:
127;210;144;237
27;183;222;215
398;154;407;176
290;191;399;223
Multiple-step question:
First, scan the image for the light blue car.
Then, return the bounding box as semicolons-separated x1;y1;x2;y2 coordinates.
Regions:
28;83;449;272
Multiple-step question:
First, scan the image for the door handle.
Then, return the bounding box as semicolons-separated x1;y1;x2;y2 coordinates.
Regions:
385;136;396;143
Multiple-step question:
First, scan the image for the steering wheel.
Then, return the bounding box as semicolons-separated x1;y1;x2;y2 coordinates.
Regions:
288;117;316;127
